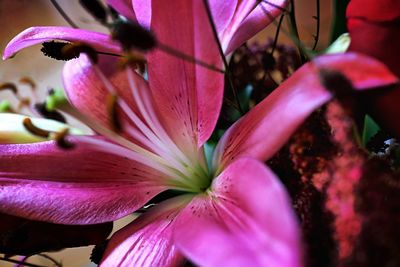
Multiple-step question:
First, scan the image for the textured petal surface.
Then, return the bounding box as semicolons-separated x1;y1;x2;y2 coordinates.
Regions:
213;53;399;169
208;0;237;36
174;158;301;267
107;0;136;21
101;196;190;267
63;54;149;144
147;0;224;151
3;26;120;60
0;136;169;224
224;0;288;54
0;213;112;255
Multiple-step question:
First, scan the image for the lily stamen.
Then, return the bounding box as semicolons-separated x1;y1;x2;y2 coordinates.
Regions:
106;93;122;132
22;117;51;138
52;128;75;149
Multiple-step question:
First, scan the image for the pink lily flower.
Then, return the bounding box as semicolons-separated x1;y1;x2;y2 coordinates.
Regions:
347;0;400;136
3;0;288;59
1;1;398;266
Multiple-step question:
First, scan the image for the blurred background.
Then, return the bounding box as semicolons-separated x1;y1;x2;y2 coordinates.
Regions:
0;0;332;266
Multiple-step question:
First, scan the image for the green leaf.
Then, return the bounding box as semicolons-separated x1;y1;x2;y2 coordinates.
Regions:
362;115;380;146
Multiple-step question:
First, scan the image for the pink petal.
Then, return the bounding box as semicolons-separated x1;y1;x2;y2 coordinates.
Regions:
208;0;238;35
147;0;224;150
214;53;399;168
101;196;190;267
225;0;288;54
0;136;169;224
131;0;151;28
107;0;136;21
174;158;301;267
63;54;146;143
3;26;120;60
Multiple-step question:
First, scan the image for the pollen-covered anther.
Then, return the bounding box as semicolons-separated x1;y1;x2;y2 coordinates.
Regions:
34;102;67;123
53;128;75;149
318;68;354;96
111;20;157;51
106;94;122;132
62;42;98;64
41;41;80;61
41;41;98;63
22;117;51;138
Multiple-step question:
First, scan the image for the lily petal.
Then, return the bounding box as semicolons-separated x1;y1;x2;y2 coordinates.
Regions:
208;0;238;36
174;158;301;267
107;0;136;21
3;26;120;60
63;54;148;143
213;53;399;169
0;213;112;255
147;0;224;151
223;0;288;54
101;196;190;267
0;113;82;144
0;136;169;224
132;0;152;29
225;0;288;54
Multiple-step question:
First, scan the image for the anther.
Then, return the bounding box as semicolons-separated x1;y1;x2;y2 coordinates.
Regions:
79;0;107;24
41;41;98;63
19;77;36;90
106;94;122;132
17;98;31;109
41;41;80;61
34;103;67;123
111;20;157;51
53;128;75;149
62;42;98;63
0;82;18;94
22;118;51;138
318;68;354;97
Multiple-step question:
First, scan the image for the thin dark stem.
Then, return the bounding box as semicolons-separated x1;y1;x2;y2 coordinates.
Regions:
288;0;307;62
157;42;225;73
50;0;79;28
312;0;321;50
203;0;243;114
271;14;285;55
96;51;123;57
259;1;313;60
262;0;290;13
0;257;46;267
